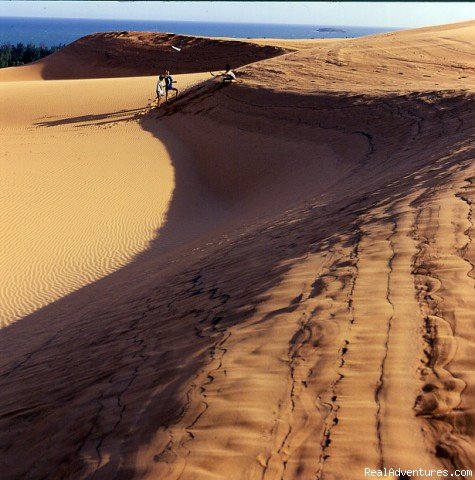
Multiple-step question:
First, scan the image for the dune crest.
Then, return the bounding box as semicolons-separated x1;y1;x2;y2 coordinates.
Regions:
0;32;287;81
0;21;474;479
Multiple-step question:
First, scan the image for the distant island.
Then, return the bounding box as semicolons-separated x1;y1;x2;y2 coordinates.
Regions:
316;27;346;33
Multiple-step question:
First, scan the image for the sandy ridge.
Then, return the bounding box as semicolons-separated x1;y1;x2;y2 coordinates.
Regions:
0;32;287;81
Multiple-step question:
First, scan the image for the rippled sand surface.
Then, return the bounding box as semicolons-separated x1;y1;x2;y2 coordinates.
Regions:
0;74;206;325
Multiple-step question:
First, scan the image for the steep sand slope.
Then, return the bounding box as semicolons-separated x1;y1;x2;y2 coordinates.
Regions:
0;21;474;480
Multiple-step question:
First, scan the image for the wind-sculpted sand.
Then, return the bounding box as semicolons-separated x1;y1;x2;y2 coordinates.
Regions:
0;73;209;325
0;21;474;480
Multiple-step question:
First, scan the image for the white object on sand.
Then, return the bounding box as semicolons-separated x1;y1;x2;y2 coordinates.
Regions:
172;46;181;52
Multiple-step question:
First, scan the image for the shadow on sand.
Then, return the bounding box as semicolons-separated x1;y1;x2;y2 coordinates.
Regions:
33;107;146;128
0;87;474;479
0;97;319;479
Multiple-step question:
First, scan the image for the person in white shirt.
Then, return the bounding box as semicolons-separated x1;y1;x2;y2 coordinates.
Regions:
156;75;165;107
222;64;236;82
211;64;237;83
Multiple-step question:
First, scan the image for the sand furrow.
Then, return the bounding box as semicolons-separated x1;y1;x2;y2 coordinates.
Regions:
149;252;336;480
456;177;475;281
93;306;151;474
309;233;362;480
374;216;396;469
412;178;475;473
377;196;443;472
132;276;234;480
319;214;393;477
274;245;359;480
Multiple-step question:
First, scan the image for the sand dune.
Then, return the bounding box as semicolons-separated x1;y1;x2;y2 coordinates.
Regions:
0;73;212;325
0;21;474;479
244;20;475;93
0;32;287;81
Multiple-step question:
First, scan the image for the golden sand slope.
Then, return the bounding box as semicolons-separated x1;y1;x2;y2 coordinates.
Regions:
0;21;474;480
0;73;209;325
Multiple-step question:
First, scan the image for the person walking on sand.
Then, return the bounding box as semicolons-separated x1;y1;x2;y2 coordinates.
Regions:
156;74;165;107
164;70;178;101
211;64;237;83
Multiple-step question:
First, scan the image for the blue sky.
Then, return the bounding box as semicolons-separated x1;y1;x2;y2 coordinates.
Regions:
0;2;474;28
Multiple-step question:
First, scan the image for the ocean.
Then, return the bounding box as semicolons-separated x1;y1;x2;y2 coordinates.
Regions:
0;16;396;47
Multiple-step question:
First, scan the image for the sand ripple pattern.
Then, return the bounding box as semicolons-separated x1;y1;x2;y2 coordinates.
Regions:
0;121;174;326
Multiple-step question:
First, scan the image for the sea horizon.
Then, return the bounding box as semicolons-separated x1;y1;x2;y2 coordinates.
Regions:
0;16;398;47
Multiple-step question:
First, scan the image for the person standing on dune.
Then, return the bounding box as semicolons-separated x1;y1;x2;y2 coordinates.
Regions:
164;70;178;101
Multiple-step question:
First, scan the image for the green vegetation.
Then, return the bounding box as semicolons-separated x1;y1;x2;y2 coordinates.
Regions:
0;43;64;68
